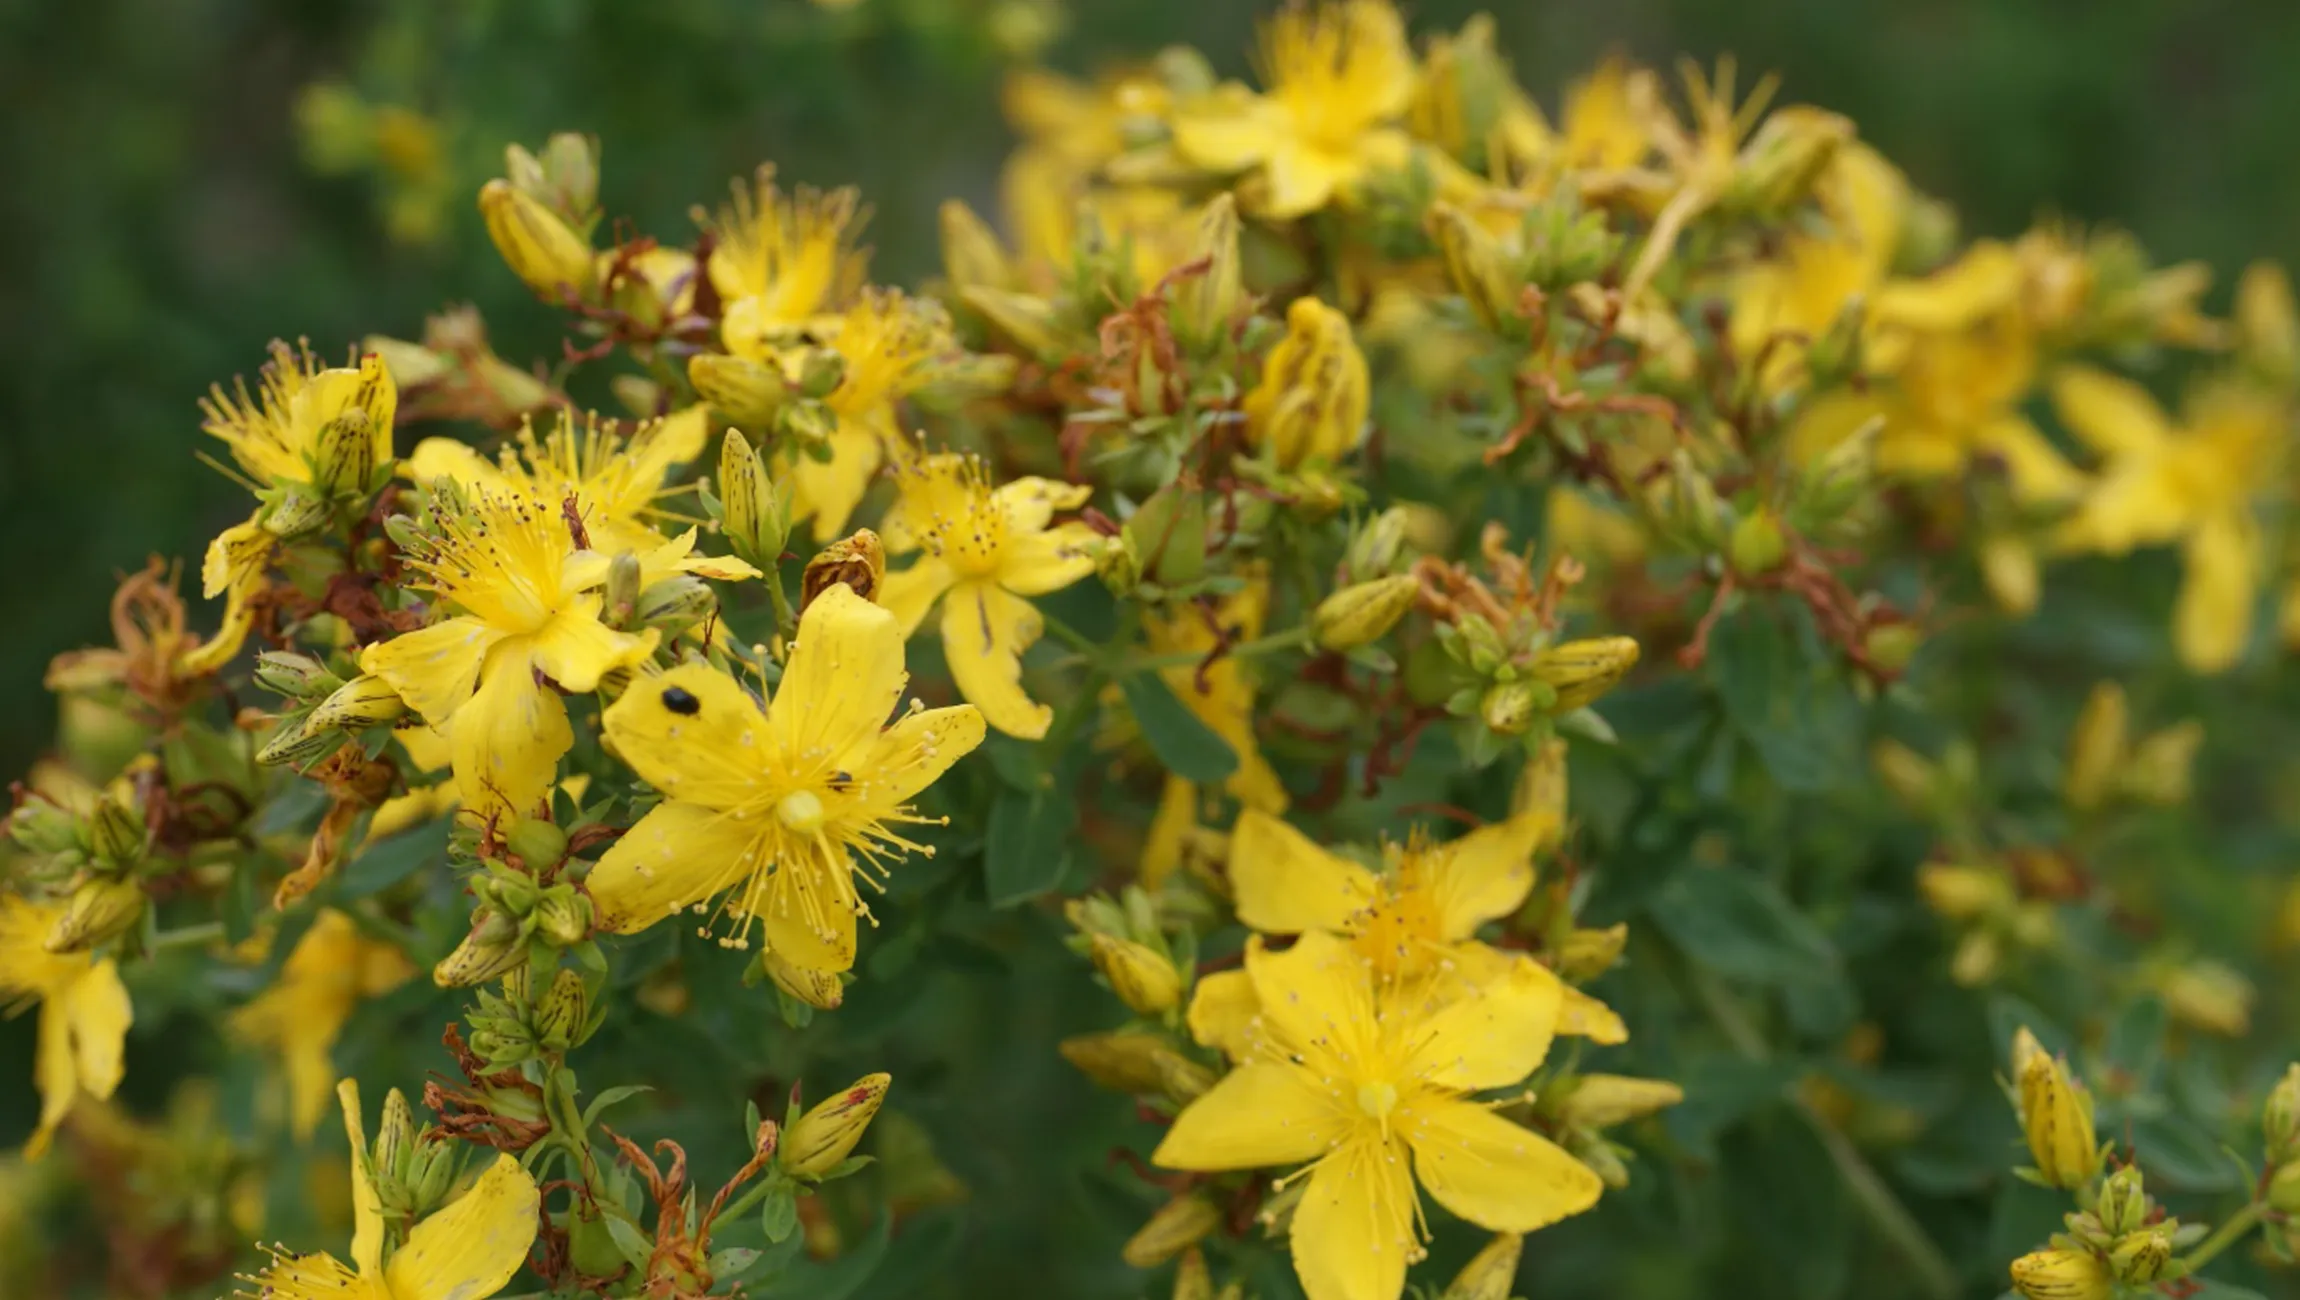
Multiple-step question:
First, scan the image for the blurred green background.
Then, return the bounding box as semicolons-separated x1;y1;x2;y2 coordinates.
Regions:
5;0;2299;777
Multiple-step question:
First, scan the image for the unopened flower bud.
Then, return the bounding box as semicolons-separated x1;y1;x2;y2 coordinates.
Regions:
962;286;1064;357
1173;193;1242;348
689;354;788;430
466;1027;535;1069
376;1087;417;1181
532;889;592;947
801;529;887;612
479;178;594;298
2106;1229;2172;1284
1154;1048;1215;1104
761;947;845;1010
8;798;85;857
44;877;145;952
1562;1128;1629;1189
1346;507;1413;579
939;198;1011;293
2014;1029;2100;1189
2267;1064;2300;1163
1730;107;1851;214
718;431;790;569
533;133;600;221
1059;1032;1172;1094
314;412;381;500
1312;575;1420;651
1555;1074;1685;1129
781;1074;890;1178
89;794;146;869
794;347;847;401
1556;923;1627;981
2237;260;2299;386
2065;682;2129;813
2122;720;2202;807
1429;201;1521;334
1091;933;1182;1016
2009;1248;2110;1300
257;715;340;767
1243;297;1368;469
1727;507;1788;577
597;551;644;626
1916;863;2008;921
1172;1247;1214;1300
779;398;839;449
1529;636;1640;712
262;488;332;541
505;818;569;871
534;967;589;1052
636;576;716;627
1095;530;1142;596
308;674;409;732
1871;739;1939;810
1797;418;1880;523
362;335;450;388
1442;1233;1523;1300
2269;1159;2300;1214
254;651;342;700
1122;1194;1221;1268
1480;681;1540;737
434;913;527;988
2095;1166;2148;1235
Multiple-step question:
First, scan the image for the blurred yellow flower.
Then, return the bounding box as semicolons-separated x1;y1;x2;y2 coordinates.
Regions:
0;894;131;1158
229;910;414;1138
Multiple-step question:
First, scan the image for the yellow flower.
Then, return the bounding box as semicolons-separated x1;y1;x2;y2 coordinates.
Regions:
2008;1248;2111;1300
739;289;958;543
1551;55;1661;175
202;342;398;494
1169;0;1416;219
1153;932;1601;1300
2011;1027;2100;1190
780;1073;891;1177
1244;297;1370;470
229;910;414;1138
1226;808;1556;981
0;894;131;1157
707;167;871;341
1143;573;1289;814
403;407;719;562
1727;140;1906;390
877;454;1099;739
237;1080;538;1300
2153;958;2254;1038
2051;367;2284;673
583;584;985;971
359;489;660;819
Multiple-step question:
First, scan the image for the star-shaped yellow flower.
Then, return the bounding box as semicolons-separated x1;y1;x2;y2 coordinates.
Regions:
229;910;414;1139
878;453;1099;739
403;407;716;561
1153;931;1601;1300
0;894;131;1158
585;583;985;972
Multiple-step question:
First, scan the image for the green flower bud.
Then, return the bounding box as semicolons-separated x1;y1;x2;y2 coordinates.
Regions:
781;1074;890;1178
962;286;1064;357
939;198;1011;294
479;178;594;299
1120;1194;1220;1269
2270;1160;2300;1215
8;798;86;857
262;487;333;541
1311;575;1421;651
1528;636;1641;712
636;576;716;628
1480;681;1540;737
1429;201;1521;334
532;889;592;948
254;651;343;701
1345;506;1413;579
89;794;146;869
375;1087;417;1182
44;877;146;953
1442;1233;1523;1300
2106;1229;2172;1284
1058;1031;1172;1094
433;912;527;988
307;674;409;732
505;818;569;870
256;715;340;768
313;408;381;498
534;967;589;1052
760;947;845;1011
1173;193;1242;349
718;430;790;569
689;353;788;430
2266;1064;2300;1163
794;347;847;401
1728;507;1788;577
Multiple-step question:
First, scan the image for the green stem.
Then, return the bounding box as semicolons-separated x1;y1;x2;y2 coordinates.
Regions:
1040;612;1099;655
763;567;797;653
1687;968;1961;1300
1115;626;1313;676
149;921;225;952
2180;1199;2266;1275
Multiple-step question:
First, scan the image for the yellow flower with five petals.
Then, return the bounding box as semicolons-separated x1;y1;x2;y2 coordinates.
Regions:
1152;931;1602;1300
706;166;871;340
584;583;985;972
879;453;1100;739
228;910;414;1139
403;407;712;559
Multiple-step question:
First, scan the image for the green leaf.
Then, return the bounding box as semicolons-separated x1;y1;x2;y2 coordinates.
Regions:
1709;608;1861;793
603;1209;655;1270
983;784;1073;907
1119;672;1237;783
1648;867;1840;987
760;1185;799;1244
756;1211;891;1300
580;1084;653;1128
336;820;451;899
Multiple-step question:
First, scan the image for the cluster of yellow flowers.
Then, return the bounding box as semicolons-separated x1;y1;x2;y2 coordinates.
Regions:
8;2;2300;1298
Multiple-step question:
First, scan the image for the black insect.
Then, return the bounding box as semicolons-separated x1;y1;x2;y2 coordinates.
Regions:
827;770;854;791
661;685;701;716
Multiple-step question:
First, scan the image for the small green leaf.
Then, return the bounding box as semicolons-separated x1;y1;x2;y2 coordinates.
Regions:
983;785;1072;907
603;1209;655;1270
760;1186;800;1244
1648;867;1839;987
1119;672;1237;783
336;820;451;898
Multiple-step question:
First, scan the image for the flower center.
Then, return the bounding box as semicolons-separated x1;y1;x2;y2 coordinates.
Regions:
777;790;827;833
1356;1081;1399;1120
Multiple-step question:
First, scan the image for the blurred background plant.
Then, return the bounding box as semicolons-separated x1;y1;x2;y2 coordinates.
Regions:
8;2;2300;1299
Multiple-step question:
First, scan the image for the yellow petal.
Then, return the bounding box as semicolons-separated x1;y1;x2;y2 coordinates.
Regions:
2176;511;2259;674
1407;955;1563;1090
1170;88;1285;172
404;436;510;494
1140;774;1196;891
245;1252;383;1300
1151;1062;1343;1172
756;852;859;973
2050;366;2171;460
61;959;129;1104
603;663;771;809
991;476;1093;531
939;580;1052;740
1872;241;2021;331
359;617;505;723
1426;811;1553;940
587;801;762;935
997;522;1100;597
771;582;909;756
854;703;986;805
1261;143;1357;220
1556;985;1629;1045
880;556;957;638
1246;932;1375;1069
791;426;884;544
340;1079;385;1274
202;515;273;600
529;604;656;694
1185;967;1259;1060
1980;416;2086;507
451;644;573;818
1289;1137;1416;1300
1408;1096;1602;1232
29;999;76;1159
1228;809;1377;935
383;1152;540;1300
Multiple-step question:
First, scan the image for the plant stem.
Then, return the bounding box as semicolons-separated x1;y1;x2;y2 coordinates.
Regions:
1115;626;1312;676
762;568;796;655
1040;612;1099;655
2180;1199;2266;1275
149;921;225;952
1687;967;1960;1300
